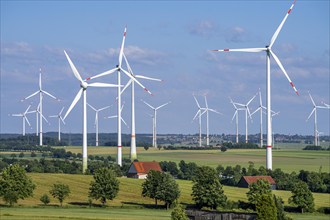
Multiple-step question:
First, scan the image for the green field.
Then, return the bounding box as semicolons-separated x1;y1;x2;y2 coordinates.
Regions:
56;146;330;173
0;173;329;220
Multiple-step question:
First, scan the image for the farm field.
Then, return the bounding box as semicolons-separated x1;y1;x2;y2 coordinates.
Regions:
0;173;329;220
57;146;330;173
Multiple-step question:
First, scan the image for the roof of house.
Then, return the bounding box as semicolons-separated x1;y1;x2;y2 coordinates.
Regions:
131;161;162;174
241;176;276;185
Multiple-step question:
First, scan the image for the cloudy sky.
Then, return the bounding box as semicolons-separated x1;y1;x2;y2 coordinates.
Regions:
1;1;329;137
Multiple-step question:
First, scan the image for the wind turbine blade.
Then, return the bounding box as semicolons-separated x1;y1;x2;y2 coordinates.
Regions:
12;114;23;117
60;116;65;125
193;110;200;121
86;67;118;81
141;99;155;109
269;0;297;48
122;69;152;95
193;95;201;108
251;107;261;116
231;110;238;122
64;50;83;83
211;48;266;53
87;103;97;111
63;88;83;120
120;79;133;96
94;113;98;126
99;106;111;112
306;108;315;121
233;102;245;108
308;91;316;107
39;70;42;89
49;115;58;118
247;93;258;106
40;113;49;123
24;116;31;127
119;26;127;68
259;88;263;107
88;82;120;88
24;105;32;114
121;118;129;128
42;90;57;100
204;96;209;109
200;109;207;116
135;75;162;82
107;115;118;119
156;101;171;110
59;107;65;115
270;50;299;95
209;108;222;115
23;91;39;101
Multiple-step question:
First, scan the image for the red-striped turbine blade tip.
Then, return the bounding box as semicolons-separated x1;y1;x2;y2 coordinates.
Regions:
86;77;91;81
224;49;230;52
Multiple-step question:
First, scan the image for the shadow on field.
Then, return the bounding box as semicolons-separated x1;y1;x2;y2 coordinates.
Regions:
69;202;103;208
121;202;166;209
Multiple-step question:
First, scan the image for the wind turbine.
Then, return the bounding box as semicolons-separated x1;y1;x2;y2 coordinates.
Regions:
87;103;111;146
229;98;245;144
203;96;222;146
120;53;162;160
142;100;171;149
22;69;58;146
62;50;120;173
49;107;65;142
105;103;129;129
212;0;299;170
85;27;153;166
251;89;265;148
192;95;205;147
231;93;257;144
29;103;49;137
12;105;33;136
306;91;328;146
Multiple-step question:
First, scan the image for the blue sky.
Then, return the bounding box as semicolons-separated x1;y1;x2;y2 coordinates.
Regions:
1;1;329;136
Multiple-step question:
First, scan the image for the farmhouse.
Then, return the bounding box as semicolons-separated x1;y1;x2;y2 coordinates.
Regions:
238;176;276;190
127;161;162;179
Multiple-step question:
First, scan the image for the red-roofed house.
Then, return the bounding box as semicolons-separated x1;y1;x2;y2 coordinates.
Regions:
238;176;276;190
127;161;162;179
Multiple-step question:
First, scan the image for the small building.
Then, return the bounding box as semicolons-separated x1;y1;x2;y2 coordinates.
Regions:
238;176;276;190
127;161;162;179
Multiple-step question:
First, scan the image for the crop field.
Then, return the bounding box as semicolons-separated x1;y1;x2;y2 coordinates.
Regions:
0;173;329;220
58;146;330;173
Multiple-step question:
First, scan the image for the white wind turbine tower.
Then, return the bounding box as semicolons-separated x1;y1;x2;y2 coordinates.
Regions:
232;93;257;144
142;100;171;149
192;95;205;147
49;107;65;142
229;98;245;144
306;91;328;146
87;103;111;146
62;50;120;173
120;53;162;160
212;0;299;170
85;27;153;166
22;69;58;146
12;105;33;136
203;96;222;146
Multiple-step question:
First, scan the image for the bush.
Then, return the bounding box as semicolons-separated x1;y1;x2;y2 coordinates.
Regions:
40;194;50;205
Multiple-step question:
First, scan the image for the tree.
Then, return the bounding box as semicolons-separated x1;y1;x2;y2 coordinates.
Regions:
142;170;180;209
191;166;227;209
142;170;163;205
289;181;315;213
0;164;35;206
274;195;292;220
246;179;271;206
40;194;50;206
155;172;180;209
89;167;119;206
255;194;277;220
49;183;71;207
171;204;189;220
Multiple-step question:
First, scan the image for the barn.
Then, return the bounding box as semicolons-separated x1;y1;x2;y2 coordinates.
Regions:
237;176;276;190
127;161;162;179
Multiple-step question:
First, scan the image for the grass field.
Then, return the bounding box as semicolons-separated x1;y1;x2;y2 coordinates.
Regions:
0;173;329;220
55;146;330;173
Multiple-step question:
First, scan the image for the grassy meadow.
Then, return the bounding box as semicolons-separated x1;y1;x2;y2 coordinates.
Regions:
58;146;330;173
0;173;329;220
